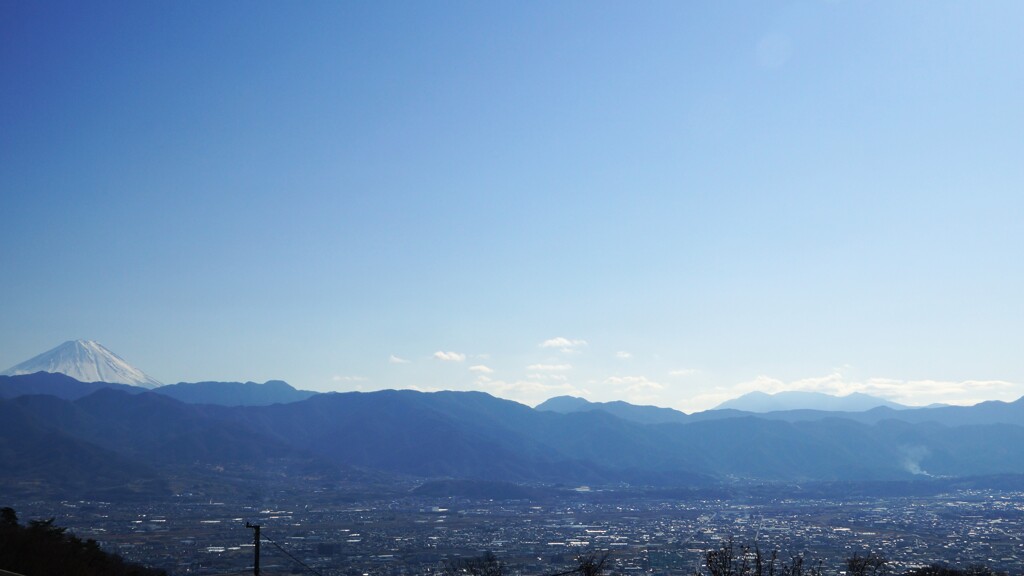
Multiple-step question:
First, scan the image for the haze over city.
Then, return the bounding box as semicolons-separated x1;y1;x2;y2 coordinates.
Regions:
3;2;1023;412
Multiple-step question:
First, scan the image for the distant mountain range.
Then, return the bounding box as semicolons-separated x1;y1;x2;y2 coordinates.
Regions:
536;392;911;424
0;372;316;406
2;373;1024;499
1;342;318;406
0;371;143;400
4;341;1024;499
154;379;317;405
536;396;689;424
0;341;972;414
1;340;162;388
713;390;909;412
536;392;1024;428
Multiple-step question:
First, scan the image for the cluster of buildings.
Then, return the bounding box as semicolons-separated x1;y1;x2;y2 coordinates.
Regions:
14;486;1023;575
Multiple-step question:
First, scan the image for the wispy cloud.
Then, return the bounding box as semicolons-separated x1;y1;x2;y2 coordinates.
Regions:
433;350;466;362
475;378;589;407
540;337;587;353
849;377;1017;406
405;384;444;393
527;363;572;371
388;354;410;364
606;375;665;393
332;375;368;382
615;351;632;359
669;368;698;377
692;372;1024;412
469;364;494;374
605;375;666;405
528;373;568;381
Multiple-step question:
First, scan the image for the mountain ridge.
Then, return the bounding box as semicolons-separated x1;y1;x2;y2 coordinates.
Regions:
0;372;316;406
154;379;317;405
4;387;1024;499
714;390;909;412
536;395;689;424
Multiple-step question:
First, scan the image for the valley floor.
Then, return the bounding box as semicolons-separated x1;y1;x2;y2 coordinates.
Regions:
9;482;1024;576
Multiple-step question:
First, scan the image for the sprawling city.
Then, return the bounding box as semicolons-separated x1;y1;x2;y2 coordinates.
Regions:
15;480;1024;576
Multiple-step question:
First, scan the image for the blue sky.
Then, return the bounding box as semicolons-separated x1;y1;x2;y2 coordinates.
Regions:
2;1;1023;411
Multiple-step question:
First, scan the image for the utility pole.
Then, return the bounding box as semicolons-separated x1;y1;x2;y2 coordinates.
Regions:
246;522;261;576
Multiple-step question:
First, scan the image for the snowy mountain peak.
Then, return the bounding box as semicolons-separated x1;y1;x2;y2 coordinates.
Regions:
1;340;162;388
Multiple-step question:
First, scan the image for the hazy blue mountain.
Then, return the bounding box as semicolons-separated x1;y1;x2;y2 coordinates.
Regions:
411;479;562;500
0;372;145;400
219;391;1024;481
714;391;908;412
536;395;690;424
933;396;1024;424
0;372;317;407
153;379;317;406
535;395;595;412
708;397;1024;428
69;389;315;465
0;397;167;499
4;388;1024;498
231;390;619;483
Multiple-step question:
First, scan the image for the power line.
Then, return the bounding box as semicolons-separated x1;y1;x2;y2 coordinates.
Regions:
261;533;328;576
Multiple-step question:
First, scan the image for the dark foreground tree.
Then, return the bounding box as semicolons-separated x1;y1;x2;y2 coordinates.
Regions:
574;552;610;576
694;537;1007;576
903;564;1008;576
698;538;823;576
444;550;504;576
0;507;166;576
847;553;889;576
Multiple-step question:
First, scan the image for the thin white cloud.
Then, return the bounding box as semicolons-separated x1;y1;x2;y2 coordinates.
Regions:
433;350;466;362
474;378;589;407
527;363;572;371
528;373;568;381
605;375;666;405
615;351;632;359
719;372;1023;409
669;368;698;377
405;384;444;393
857;378;1017;406
332;375;368;382
388;354;410;364
540;337;588;353
606;375;665;393
469;364;494;374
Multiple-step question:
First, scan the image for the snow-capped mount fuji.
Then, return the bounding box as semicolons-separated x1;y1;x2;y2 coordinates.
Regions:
1;340;162;389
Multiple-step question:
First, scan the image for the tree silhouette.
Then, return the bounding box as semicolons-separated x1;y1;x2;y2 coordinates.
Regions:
847;553;889;576
444;551;504;576
574;552;610;576
0;507;166;576
903;564;1007;576
696;538;825;576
